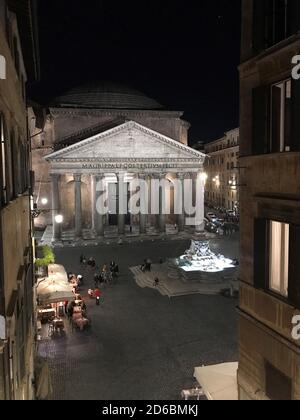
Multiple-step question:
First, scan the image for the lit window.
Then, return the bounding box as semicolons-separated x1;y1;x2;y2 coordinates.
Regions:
269;221;289;297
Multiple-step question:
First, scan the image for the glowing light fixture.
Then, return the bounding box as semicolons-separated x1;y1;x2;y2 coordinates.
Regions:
41;198;48;205
200;173;208;183
55;215;64;224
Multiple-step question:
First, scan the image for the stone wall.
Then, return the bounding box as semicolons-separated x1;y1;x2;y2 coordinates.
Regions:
238;4;300;400
0;1;35;400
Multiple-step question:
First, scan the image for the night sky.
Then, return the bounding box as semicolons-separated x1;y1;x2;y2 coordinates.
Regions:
32;0;241;144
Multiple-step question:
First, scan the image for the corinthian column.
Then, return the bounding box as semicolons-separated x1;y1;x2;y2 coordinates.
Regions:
91;174;105;238
159;173;166;233
194;172;205;234
139;173;147;235
51;174;61;243
74;174;82;239
117;172;126;235
177;172;186;232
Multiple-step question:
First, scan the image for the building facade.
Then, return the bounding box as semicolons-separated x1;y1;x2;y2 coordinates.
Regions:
32;84;206;242
0;0;39;400
238;0;300;400
204;128;239;212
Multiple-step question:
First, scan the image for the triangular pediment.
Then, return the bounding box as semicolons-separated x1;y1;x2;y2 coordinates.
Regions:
45;121;205;162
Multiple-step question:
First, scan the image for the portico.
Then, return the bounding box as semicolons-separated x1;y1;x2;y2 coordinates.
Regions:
45;121;206;242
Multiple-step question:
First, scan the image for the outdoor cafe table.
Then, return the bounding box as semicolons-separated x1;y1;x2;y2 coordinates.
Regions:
73;317;89;331
53;318;65;330
38;308;56;322
73;306;82;314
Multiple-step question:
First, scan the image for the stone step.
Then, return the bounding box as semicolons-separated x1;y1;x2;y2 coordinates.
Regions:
129;267;168;296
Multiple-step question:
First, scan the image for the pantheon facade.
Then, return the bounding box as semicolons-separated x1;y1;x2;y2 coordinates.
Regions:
32;82;205;242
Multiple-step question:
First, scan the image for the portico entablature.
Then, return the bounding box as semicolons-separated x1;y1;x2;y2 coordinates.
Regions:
47;158;203;175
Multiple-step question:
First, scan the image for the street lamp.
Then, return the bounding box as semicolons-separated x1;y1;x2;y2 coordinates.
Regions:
213;175;220;188
41;198;48;206
31;202;63;223
55;214;64;224
229;177;237;190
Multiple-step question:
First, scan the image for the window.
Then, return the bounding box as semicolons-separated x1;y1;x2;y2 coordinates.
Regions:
271;79;291;153
0;114;7;205
269;221;289;297
253;0;297;53
266;0;289;47
254;217;300;307
253;78;300;155
13;37;20;76
5;6;12;51
10;132;19;198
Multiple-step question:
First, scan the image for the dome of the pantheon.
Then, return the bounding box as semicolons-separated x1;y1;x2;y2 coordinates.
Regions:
51;81;164;110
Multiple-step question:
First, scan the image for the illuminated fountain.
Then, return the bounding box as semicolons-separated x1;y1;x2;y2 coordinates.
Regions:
170;240;237;283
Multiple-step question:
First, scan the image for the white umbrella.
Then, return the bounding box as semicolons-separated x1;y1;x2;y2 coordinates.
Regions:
194;362;238;401
37;278;74;304
36;360;53;400
47;264;69;284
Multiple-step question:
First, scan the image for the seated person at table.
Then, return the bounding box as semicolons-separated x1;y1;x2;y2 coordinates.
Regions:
81;301;87;316
73;315;90;331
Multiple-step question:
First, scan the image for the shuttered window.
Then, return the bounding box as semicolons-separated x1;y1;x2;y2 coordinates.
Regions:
288;225;300;308
252;77;300;155
0;114;8;206
253;1;294;54
253;0;267;54
253;219;268;289
287;0;300;36
270;80;291;153
291;78;300;152
252;86;270;155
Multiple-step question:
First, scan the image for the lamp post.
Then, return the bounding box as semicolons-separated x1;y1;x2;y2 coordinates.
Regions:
31;203;63;224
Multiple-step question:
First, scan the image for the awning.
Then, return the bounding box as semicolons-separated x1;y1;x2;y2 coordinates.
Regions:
37;264;73;304
47;264;69;284
35;360;53;400
194;362;238;401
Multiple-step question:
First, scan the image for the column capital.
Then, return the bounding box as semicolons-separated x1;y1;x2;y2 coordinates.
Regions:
91;173;105;182
149;173;160;179
74;174;82;182
138;173;147;180
159;172;167;180
177;172;186;180
116;172;126;181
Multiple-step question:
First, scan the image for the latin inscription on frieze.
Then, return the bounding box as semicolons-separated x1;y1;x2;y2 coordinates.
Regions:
81;163;194;170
